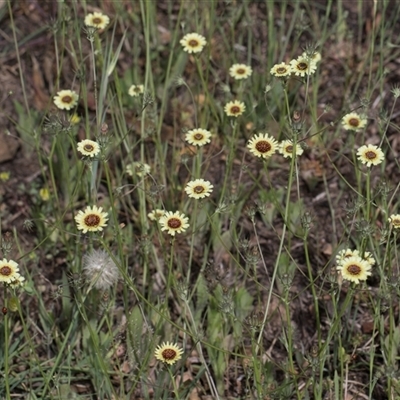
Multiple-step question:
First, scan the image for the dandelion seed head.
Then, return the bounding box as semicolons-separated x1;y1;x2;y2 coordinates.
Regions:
83;249;119;291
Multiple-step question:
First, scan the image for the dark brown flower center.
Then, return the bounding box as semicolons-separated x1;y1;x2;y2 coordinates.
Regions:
194;185;205;194
393;218;400;226
93;18;102;24
255;140;271;153
365;151;377;160
277;67;287;74
189;39;199;47
0;266;11;276
285;145;293;153
167;218;181;229
230;106;241;114
194;133;204;141
298;62;308;71
347;264;361;275
84;214;101;227
84;144;94;152
162;348;177;360
237;68;245;75
62;96;72;103
349;118;360;127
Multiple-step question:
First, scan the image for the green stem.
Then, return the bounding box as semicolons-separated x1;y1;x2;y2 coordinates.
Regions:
166;366;181;399
3;287;10;399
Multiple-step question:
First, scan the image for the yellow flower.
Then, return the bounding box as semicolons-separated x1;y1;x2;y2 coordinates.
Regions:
148;209;165;221
270;62;291;77
128;85;144;97
39;188;50;201
155;342;184;365
180;32;206;54
0;172;10;182
0;259;20;284
69;113;81;125
247;133;278;159
278;140;304;158
342;112;367;131
75;205;109;234
388;214;400;229
289;57;317;77
229;64;252;80
53;90;79;110
185;179;213;199
77;140;100;158
185;129;212;147
84;12;110;29
159;211;189;236
357;144;384;167
126;162;151;177
337;256;372;284
224;100;246;117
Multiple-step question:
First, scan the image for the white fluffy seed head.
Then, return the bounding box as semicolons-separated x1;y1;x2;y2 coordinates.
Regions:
82;249;119;291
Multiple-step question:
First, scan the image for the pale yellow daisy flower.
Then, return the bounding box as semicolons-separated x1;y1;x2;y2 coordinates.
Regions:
289;57;317;77
180;33;206;54
247;133;278;159
159;211;189;236
224;100;246;117
357;144;384;167
128;85;144;97
185;129;212;146
388;214;400;229
75;205;109;234
337;256;372;284
84;12;110;29
155;342;184;365
53;90;79;110
270;62;291;77
148;209;165;221
185;179;213;199
77;140;100;158
342;112;367;131
229;64;252;80
278;140;304;158
0;259;20;284
126;162;151;177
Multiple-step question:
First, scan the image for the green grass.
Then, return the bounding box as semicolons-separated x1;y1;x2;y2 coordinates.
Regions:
2;0;400;399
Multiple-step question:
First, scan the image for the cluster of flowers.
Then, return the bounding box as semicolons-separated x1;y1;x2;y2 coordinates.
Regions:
222;52;321;118
270;51;321;78
341;111;384;167
53;84;144;111
53;12;145;111
0;258;25;288
144;128;215;236
179;32;389;169
51;10;185;360
336;216;400;283
179;33;309;160
336;249;375;284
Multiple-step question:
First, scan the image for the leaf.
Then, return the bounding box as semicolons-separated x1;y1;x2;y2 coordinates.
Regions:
384;327;400;365
127;305;143;355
